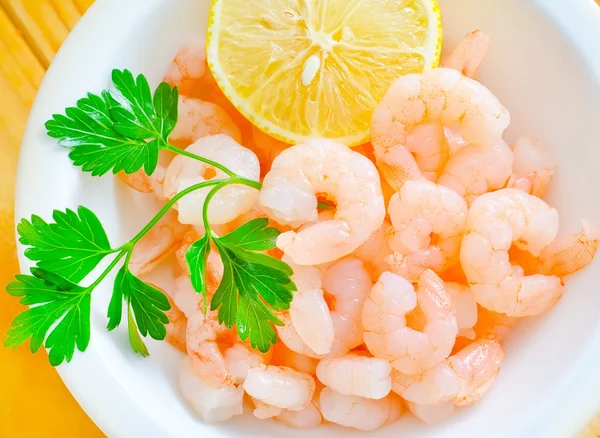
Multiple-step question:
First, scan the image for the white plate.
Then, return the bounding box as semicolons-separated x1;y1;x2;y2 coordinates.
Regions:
15;0;600;436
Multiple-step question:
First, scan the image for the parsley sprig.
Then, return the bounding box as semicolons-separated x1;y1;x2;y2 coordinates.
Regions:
5;70;296;365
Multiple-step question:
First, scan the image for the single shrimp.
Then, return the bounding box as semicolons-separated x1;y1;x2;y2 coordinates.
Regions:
117;150;174;201
275;312;322;359
175;231;225;287
170;274;204;318
371;68;510;191
285;256;334;355
322;258;373;357
406;401;455;424
460;189;563;317
506;136;555;199
251;398;283;419
186;307;237;387
446;282;478;339
243;364;316;411
386;180;468;281
438;139;514;205
251;385;324;428
271;341;320;375
259;139;385;265
442;30;490;79
128;209;189;276
352;221;394;281
316;354;392;400
275;399;323;429
251;125;290;176
404;123;449;181
163;42;208;97
164;294;187;352
320;388;403;431
392;339;504;407
539;220;600;277
362;270;458;375
169;96;241;147
473;307;518;341
164;134;260;226
178;357;244;423
223;343;272;385
277;258;371;359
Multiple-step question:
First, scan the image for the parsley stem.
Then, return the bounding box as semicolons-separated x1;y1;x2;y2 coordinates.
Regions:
202;179;234;236
128;179;223;246
162;143;236;177
87;250;127;291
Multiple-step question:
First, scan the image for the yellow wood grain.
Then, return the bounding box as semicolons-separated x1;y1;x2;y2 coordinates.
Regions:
0;1;598;437
0;2;103;437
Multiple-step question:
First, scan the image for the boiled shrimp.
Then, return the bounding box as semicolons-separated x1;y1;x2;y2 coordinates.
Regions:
117;150;173;200
506;136;555;198
186;307;236;387
320;388;403;431
405;123;449;181
271;341;320;375
539;220;600;277
275;400;323;429
352;221;394;281
322;258;373;357
438;138;513;205
243;364;315;411
223;343;272;385
406;401;455;425
284;256;334;355
169;96;241;146
163;42;208;96
316;354;392;399
460;188;563;317
277;258;371;359
387;180;468;281
175;230;225;283
164;294;187;352
392;339;504;407
259;139;385;265
472;307;518;342
178;357;244;423
446;282;478;339
371;68;510;191
362;270;458;375
128;209;188;276
443;30;490;79
164;134;260;225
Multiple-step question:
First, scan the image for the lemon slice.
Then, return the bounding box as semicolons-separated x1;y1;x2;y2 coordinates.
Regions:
207;0;442;146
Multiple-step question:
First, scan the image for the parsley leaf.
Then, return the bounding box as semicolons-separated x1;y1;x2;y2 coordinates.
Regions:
45;70;178;176
199;221;296;352
107;266;170;355
4;268;91;366
186;233;211;303
127;305;149;357
218;218;279;251
17;206;113;283
111;70;178;141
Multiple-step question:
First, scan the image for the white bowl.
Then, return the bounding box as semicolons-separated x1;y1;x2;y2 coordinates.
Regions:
15;0;600;436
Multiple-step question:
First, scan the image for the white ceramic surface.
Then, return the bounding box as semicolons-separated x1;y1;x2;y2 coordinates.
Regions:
15;0;600;436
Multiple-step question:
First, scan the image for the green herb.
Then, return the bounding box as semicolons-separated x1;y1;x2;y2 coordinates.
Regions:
199;218;294;352
5;70;296;366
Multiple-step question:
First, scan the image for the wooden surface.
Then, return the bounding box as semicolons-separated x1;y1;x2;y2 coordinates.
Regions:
0;1;599;437
0;2;103;437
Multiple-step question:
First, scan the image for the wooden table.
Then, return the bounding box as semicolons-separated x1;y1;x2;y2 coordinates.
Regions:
0;1;598;437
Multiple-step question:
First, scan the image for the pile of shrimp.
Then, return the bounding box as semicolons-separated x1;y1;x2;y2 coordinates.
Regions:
121;31;599;431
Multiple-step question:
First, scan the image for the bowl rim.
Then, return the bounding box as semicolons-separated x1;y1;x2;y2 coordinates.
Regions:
14;0;600;436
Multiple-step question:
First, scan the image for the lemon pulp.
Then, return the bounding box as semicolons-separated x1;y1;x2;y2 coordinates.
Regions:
207;0;442;146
